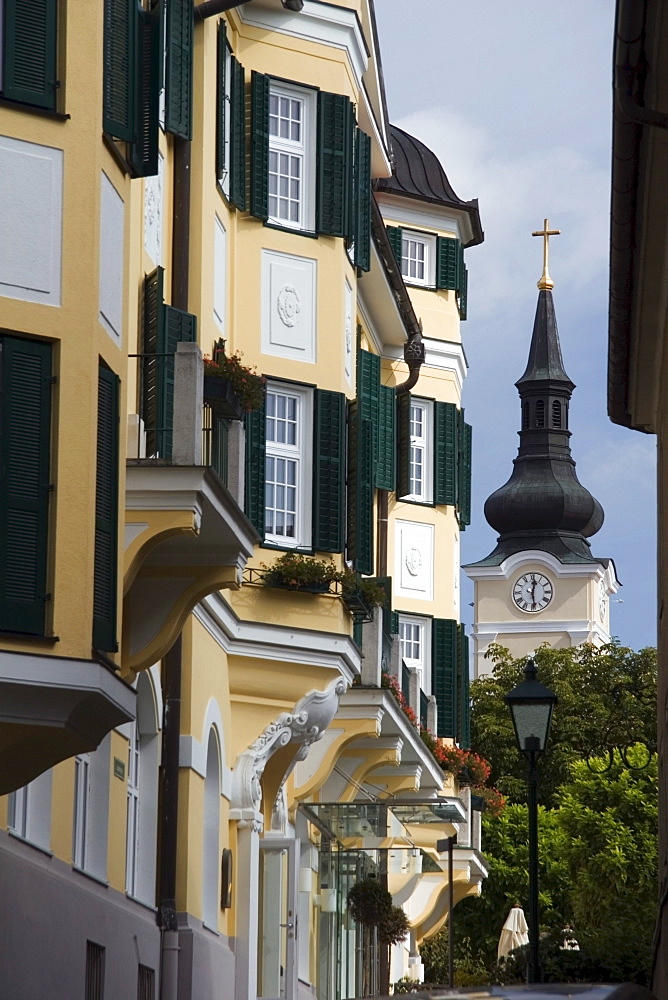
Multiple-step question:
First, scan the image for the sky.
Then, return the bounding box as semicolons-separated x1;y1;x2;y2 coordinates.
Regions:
374;0;657;651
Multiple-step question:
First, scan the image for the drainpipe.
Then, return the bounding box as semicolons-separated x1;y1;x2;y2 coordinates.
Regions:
158;636;182;1000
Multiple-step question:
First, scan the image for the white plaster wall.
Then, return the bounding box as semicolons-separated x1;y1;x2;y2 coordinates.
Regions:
261;249;316;363
99;172;125;345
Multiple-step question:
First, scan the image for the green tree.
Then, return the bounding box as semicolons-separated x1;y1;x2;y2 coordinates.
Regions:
555;746;657;984
471;642;656;806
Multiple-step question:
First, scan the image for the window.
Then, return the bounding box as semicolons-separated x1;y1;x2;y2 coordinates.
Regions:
125;671;160;905
264;385;312;547
7;769;52;849
535;400;545;427
85;942;105;1000
551;399;562;428
399;614;430;693
73;736;110;880
407;399;433;502
267;83;315;231
401;231;436;287
0;0;58;111
73;753;91;870
125;720;140;897
202;729;221;929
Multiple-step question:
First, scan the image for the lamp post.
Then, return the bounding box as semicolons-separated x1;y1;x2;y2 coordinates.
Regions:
504;658;558;984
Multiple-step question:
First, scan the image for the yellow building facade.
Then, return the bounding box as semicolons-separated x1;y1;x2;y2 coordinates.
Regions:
0;2;485;997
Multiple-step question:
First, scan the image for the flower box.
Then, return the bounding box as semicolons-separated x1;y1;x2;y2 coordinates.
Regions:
203;375;244;420
266;579;333;595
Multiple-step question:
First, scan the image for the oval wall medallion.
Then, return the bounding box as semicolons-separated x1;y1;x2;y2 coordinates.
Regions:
277;285;301;327
405;547;422;576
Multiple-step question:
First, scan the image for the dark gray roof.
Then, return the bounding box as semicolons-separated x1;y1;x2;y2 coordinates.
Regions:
376;125;483;247
516;290;574;389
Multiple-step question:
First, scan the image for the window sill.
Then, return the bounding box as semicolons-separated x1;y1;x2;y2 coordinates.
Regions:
261;542;315;555
7;831;53;858
72;866;109;888
263;220;318;240
0;96;69;121
125;893;158;914
102;132;132;176
396;496;435;508
202;921;220;936
0;630;59;644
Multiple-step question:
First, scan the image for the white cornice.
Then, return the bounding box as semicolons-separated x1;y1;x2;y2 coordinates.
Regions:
195;591;361;680
236;1;369;89
376;193;475;246
471;619;608;640
382;338;467;395
464;549;613;584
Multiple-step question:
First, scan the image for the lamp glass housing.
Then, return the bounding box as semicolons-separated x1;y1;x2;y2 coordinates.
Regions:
505;659;558;755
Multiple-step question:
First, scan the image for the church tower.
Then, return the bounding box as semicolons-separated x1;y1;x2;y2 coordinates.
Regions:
464;221;619;678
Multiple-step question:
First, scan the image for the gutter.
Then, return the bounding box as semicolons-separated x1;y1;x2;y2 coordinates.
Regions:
369;195;425;394
608;0;650;429
195;0;302;19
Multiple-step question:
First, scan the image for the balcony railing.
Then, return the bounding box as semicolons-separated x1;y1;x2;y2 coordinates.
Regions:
128;348;235;488
402;660;411;703
420;688;429;729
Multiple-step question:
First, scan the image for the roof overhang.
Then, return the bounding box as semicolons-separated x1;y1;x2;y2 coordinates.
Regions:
608;0;668;432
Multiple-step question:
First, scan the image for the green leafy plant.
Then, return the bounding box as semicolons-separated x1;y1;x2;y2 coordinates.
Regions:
341;572;388;609
261;552;339;591
347;876;409;945
203;345;265;412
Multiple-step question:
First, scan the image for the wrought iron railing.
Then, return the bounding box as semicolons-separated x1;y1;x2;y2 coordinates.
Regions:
420;688;429;729
202;403;229;484
401;660;411;703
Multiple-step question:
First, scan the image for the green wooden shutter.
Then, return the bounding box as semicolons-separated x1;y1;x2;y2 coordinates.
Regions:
3;0;57;109
396;392;411;499
385;226;403;267
159;305;197;460
317;92;353;238
436;237;460;290
458;265;468;321
432;618;458;738
390;610;399;635
346;402;374;575
216;21;228;178
250;71;270;220
165;0;193;140
244;404;266;536
93;366;120;652
434;401;458;507
457;624;471;748
458;416;472;528
103;0;136;141
229;56;246;210
353;127;371;272
313;390;346;552
376;384;396;491
141;267;165;458
0;336;52;635
130;3;161;178
357;349;380;429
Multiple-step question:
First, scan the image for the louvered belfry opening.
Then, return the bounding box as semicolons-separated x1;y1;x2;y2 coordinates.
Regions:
552;399;562;428
535;399;545;427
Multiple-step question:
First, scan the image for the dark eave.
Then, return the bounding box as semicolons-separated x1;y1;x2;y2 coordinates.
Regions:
608;0;668;433
370;194;422;342
376;125;484;248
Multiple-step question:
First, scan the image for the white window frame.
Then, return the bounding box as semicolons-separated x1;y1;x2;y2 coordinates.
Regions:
401;230;436;287
264;382;313;549
268;81;317;233
218;43;233;200
398;614;431;695
8;770;52;850
73;736;110;881
73;753;90;871
125;719;141;897
406;398;434;503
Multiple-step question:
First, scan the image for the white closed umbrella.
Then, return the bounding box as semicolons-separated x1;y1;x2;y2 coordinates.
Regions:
497;905;529;960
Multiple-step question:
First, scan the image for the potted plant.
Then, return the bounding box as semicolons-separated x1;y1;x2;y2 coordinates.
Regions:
203;343;265;418
341;572;387;622
347;876;409;944
261;552;340;594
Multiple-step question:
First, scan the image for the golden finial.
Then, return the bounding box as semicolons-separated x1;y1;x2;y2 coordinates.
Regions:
531;218;561;290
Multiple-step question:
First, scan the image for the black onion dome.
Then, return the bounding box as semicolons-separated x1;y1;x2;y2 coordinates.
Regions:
376;125;483;246
471;288;605;566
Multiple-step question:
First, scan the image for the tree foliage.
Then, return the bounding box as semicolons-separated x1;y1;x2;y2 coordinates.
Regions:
471;642;656;806
420;643;659;986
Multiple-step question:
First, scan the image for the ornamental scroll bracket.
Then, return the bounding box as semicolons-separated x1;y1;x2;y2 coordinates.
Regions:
230;677;347;832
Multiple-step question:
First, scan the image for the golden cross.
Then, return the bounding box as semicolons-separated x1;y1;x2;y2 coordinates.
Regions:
531;218;561;290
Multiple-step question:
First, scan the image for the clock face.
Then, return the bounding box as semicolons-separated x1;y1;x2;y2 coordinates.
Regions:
512;572;553;613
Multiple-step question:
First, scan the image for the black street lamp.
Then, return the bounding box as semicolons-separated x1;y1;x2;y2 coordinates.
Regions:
505;658;558;984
